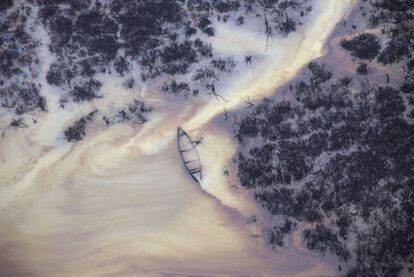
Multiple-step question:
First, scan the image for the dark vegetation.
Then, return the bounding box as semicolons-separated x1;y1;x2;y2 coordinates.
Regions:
2;0;314;136
368;0;414;65
234;3;414;275
340;33;380;60
9;118;28;128
0;3;46;115
64;110;97;142
234;61;414;275
109;100;152;125
36;0;312;103
70;79;102;102
341;0;414;67
356;63;369;75
186;0;312;36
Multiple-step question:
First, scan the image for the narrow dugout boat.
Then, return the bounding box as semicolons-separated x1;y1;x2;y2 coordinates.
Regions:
177;127;202;183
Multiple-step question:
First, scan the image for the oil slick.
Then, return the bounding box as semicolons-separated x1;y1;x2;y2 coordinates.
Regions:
0;1;355;276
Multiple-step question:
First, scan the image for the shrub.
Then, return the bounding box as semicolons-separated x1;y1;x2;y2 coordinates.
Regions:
340;33;381;60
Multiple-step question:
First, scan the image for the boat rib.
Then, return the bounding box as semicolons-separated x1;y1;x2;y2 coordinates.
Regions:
177;127;202;183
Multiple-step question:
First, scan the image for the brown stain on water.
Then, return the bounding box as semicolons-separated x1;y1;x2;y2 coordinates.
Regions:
0;1;356;275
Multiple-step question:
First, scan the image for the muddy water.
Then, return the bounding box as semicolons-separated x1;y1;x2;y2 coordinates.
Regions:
0;1;355;276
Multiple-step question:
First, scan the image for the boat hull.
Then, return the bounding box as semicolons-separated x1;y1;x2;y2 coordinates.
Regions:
177;127;202;183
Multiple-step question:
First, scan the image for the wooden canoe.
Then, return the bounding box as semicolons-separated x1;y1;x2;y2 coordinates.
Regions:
177;127;202;182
